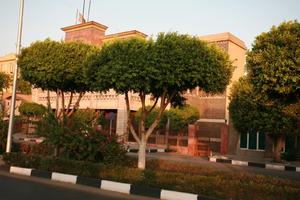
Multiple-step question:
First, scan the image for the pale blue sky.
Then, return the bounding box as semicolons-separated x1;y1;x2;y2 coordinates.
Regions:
1;0;300;55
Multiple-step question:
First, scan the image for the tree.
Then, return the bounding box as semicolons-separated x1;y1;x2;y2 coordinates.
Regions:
229;78;298;162
247;20;300;103
246;20;300;161
0;72;11;91
18;39;98;118
89;33;233;169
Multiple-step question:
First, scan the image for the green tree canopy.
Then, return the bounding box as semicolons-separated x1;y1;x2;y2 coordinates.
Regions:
247;20;300;103
19;102;47;117
18;39;98;117
229;77;299;161
19;39;97;93
90;33;233;169
229;77;298;135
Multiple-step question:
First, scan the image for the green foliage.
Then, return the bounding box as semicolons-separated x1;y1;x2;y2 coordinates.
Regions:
19;39;98;93
89;33;233;105
134;105;199;132
35;111;66;150
17;77;32;94
134;107;162;129
0;72;11;91
164;105;199;132
35;110;127;164
3;153;300;200
19;102;47;117
0;113;8;154
247;20;300;103
229;77;298;135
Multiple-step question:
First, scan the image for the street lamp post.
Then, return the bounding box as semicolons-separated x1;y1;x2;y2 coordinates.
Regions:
6;0;25;153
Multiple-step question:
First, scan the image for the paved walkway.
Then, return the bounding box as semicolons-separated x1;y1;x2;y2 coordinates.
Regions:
217;154;300;167
127;152;300;182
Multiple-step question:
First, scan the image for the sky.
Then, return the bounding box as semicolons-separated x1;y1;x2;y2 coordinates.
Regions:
0;0;300;56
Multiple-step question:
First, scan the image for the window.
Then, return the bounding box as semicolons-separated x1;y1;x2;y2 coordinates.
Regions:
240;132;265;150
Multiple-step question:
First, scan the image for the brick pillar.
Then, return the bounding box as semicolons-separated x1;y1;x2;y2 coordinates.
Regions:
188;124;198;156
220;124;229;155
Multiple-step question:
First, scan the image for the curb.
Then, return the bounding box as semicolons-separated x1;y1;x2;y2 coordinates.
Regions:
9;166;220;200
127;148;167;153
209;157;300;172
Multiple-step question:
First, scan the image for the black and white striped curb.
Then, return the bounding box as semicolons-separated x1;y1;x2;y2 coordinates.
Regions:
209;157;300;172
9;166;219;200
127;148;167;153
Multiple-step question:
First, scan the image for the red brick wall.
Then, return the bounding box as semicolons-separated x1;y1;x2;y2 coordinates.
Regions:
65;28;105;46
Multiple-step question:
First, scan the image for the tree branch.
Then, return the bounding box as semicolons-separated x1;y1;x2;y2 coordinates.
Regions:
125;92;141;144
46;90;51;111
67;92;84;117
145;91;175;139
146;96;159;115
66;92;73;113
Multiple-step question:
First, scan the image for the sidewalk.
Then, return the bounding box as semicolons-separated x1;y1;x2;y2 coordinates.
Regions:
213;154;300;167
127;152;300;181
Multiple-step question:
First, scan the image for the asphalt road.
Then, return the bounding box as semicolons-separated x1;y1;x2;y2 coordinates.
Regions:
0;171;157;200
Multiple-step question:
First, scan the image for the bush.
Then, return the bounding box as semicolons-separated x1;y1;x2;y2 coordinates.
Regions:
3;153;300;200
0;114;8;154
35;110;127;164
134;105;199;132
12;143;54;156
19;102;47;117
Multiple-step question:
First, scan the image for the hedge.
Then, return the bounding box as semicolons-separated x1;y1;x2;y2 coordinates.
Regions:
3;153;300;200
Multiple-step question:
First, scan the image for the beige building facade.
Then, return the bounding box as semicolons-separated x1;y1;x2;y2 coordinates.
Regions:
0;53;16;93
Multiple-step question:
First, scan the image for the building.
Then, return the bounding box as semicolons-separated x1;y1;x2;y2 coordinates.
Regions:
0;53;32;115
0;53;16;93
164;33;246;156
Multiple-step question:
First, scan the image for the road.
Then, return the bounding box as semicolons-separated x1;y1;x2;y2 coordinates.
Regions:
0;171;157;200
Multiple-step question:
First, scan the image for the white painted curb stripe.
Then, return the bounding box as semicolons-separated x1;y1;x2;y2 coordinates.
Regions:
158;149;165;153
296;167;300;172
51;172;77;184
161;190;198;200
101;180;131;194
10;166;32;176
232;160;248;166
209;157;217;162
266;164;285;171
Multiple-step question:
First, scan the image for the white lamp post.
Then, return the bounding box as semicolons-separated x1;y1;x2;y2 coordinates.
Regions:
6;0;25;153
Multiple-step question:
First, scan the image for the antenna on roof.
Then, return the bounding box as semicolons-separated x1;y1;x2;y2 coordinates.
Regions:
82;0;86;19
75;9;79;24
87;0;92;21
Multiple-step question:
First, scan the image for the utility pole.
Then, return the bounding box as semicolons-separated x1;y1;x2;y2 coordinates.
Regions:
6;0;25;153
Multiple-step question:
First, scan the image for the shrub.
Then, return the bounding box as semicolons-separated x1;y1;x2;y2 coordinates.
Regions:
3;153;300;200
35;109;127;164
0;116;8;154
19;102;47;117
3;152;41;168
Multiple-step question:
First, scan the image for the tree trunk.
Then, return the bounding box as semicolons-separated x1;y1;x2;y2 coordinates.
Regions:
138;137;146;169
46;90;51;111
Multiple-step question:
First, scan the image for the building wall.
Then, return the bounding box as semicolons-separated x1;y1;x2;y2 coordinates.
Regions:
185;33;246;154
0;53;16;93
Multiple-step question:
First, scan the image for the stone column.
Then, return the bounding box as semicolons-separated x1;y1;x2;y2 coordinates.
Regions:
188;124;198;156
220;123;229;155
